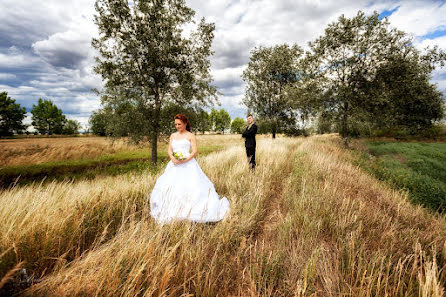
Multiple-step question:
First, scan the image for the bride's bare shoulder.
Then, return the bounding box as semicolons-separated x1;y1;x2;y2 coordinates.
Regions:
187;132;196;141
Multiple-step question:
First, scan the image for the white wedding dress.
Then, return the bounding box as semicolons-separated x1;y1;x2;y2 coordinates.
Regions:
150;138;230;224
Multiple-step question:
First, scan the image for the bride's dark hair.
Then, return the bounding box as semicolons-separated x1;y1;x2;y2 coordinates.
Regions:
174;114;191;132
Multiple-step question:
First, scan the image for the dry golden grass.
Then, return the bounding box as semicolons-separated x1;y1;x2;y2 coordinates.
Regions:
0;134;257;168
0;134;445;296
0;137;296;296
253;134;446;296
0;136;142;167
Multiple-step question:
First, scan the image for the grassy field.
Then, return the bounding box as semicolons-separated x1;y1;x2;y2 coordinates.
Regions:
0;135;246;188
0;136;141;167
353;139;446;213
0;134;445;296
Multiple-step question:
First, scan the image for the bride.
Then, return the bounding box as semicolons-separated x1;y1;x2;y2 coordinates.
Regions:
149;114;230;224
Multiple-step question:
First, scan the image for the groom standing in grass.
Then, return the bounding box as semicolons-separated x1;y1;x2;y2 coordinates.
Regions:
242;114;257;170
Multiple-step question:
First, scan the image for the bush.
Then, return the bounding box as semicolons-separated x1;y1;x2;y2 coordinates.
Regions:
418;124;442;139
372;124;443;140
283;127;303;137
372;126;410;139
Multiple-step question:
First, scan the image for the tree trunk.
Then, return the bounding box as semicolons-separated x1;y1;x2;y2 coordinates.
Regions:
151;90;161;164
342;106;350;147
342;100;348;139
272;123;276;139
151;132;158;164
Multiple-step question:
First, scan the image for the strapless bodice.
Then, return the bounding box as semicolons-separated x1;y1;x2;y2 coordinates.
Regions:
172;138;191;155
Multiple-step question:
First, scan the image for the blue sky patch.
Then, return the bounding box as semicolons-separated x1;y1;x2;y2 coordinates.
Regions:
421;27;446;40
378;6;400;19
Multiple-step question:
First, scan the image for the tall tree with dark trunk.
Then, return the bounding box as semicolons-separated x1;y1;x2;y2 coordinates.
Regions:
242;44;303;138
92;0;217;163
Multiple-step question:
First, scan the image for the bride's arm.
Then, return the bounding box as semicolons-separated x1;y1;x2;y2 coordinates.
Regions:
182;134;198;163
168;134;179;165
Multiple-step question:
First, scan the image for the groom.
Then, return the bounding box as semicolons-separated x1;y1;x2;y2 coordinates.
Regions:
242;114;257;170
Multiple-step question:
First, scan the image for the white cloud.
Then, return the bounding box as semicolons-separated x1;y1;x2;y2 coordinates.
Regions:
0;51;43;69
0;0;102;131
0;0;96;47
416;35;446;50
414;35;446;94
388;1;446;37
0;73;17;80
31;8;98;70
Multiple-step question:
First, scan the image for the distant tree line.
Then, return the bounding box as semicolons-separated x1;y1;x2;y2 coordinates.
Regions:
0;92;82;136
89;104;241;136
242;11;446;142
1;87;244;138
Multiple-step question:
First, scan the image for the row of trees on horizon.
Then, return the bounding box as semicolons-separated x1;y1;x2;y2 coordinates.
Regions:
0;91;249;136
0;93;82;136
89;105;250;136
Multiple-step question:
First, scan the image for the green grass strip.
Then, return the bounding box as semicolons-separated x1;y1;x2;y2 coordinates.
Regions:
357;141;446;213
0;145;223;188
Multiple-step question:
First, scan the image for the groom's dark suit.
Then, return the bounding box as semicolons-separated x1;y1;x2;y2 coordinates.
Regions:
242;123;257;169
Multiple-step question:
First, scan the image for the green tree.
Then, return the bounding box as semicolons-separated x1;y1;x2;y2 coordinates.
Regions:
230;117;246;134
0;92;27;136
242;44;303;138
89;109;108;136
92;0;217;163
196;109;210;134
209;108;231;134
63;119;82;135
217;109;231;134
159;102;199;135
97;92;136;138
308;11;446;142
315;111;334;134
31;98;66;135
209;108;218;132
254;117;272;134
366;54;444;133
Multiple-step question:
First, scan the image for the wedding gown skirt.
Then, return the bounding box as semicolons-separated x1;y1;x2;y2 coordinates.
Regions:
150;138;230;224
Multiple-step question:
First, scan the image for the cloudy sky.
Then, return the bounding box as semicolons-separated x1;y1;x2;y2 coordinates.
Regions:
1;0;446;131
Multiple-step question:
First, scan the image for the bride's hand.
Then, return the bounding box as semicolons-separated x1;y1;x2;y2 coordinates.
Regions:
172;158;180;165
